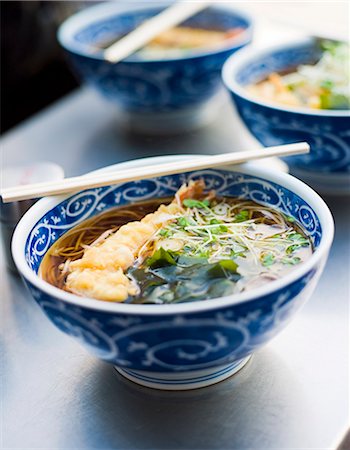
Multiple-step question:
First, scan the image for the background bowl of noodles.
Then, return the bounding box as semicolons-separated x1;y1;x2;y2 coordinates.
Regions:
57;1;253;134
222;38;350;194
12;156;334;390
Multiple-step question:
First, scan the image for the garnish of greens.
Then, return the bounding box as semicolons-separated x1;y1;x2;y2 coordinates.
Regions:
283;40;350;110
127;196;312;304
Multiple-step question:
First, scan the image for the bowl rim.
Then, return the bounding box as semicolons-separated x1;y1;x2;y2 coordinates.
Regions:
12;155;334;316
57;0;253;63
222;37;350;117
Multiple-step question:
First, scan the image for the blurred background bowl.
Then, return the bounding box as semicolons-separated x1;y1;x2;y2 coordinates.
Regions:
58;1;253;134
222;38;350;194
12;156;333;390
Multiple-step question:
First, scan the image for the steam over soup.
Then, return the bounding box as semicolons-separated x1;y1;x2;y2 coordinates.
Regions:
40;181;313;304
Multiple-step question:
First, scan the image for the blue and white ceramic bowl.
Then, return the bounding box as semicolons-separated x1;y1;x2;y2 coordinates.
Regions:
12;156;334;390
58;1;253;133
222;38;350;194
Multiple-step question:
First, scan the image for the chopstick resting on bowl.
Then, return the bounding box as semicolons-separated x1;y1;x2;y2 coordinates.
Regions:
0;143;310;203
104;0;213;63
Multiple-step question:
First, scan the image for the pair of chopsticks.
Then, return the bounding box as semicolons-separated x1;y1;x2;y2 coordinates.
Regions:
0;143;309;203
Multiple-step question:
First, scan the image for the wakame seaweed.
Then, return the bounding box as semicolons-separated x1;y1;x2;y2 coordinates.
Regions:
128;251;241;304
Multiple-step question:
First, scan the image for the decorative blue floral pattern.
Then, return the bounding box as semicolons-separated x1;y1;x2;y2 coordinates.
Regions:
21;168;328;386
233;97;350;173
225;41;350;174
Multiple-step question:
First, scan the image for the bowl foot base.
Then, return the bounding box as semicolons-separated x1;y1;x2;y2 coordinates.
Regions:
114;356;251;391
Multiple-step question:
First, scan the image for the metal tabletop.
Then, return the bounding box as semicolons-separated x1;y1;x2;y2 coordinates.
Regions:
1;12;349;450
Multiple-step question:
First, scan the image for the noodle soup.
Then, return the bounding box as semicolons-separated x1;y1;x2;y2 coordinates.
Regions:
97;26;244;59
40;181;313;305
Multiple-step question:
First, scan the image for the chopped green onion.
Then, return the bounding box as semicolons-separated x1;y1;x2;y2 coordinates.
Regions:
183;199;210;209
235;210;249;222
281;256;301;265
177;217;189;227
261;253;275;266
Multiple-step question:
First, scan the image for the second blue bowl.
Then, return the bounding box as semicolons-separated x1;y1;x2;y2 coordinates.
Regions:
222;38;350;193
58;2;253;132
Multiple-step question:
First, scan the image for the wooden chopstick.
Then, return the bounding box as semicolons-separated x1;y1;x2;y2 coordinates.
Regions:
104;0;213;63
0;143;309;203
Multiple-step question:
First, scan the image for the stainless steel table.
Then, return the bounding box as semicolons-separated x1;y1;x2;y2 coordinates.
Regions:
1;84;349;450
2;4;350;442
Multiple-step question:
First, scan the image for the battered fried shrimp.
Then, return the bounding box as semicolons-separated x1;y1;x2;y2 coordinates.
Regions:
65;181;204;301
